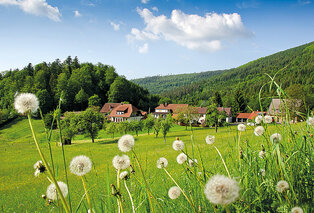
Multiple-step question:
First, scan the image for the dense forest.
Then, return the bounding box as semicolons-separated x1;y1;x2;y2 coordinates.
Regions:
134;42;314;112
0;56;159;125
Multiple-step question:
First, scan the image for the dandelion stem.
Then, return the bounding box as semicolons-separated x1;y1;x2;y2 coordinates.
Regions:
238;131;241;163
124;180;135;213
81;176;92;212
27;113;70;213
213;146;231;178
225;205;231;213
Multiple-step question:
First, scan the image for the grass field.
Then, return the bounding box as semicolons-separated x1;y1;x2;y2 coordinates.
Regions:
0;117;312;212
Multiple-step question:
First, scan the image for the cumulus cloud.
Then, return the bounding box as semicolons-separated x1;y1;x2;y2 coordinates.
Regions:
127;8;252;52
138;43;148;54
74;10;81;17
298;0;311;5
110;21;120;31
141;0;149;4
0;0;61;22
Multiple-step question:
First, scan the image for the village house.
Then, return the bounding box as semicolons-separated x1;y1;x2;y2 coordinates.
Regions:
217;107;233;123
236;111;266;123
267;99;302;123
100;103;145;123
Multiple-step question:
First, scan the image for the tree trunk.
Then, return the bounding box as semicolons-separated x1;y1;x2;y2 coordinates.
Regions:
92;137;94;143
215;124;218;133
163;136;166;143
64;138;71;145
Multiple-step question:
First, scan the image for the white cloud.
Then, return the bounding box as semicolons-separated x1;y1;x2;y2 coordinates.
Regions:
0;0;61;22
236;0;259;9
74;10;82;17
138;43;148;54
127;8;252;52
152;6;158;12
298;0;311;5
141;0;149;4
110;21;120;31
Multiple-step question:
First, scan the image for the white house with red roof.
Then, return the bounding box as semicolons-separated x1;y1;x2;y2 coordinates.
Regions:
100;103;145;122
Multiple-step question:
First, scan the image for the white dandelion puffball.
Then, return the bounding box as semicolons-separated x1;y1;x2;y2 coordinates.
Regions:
205;135;215;144
112;155;130;170
254;126;265;136
119;171;129;180
276;180;289;193
237;124;246;132
260;169;265;177
255;116;263;124
306;117;313;126
34;169;40;177
118;134;135;152
270;133;282;144
33;160;43;169
188;159;198;167
168;186;181;199
14;93;39;114
263;115;272;124
291;207;303;213
157;157;168;169
69;155;92;176
204;174;239;205
259;151;266;159
46;181;68;201
176;153;187;164
172;140;184;151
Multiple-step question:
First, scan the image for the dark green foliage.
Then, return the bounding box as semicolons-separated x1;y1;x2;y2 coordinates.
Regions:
79;107;104;143
43;111;57;129
143;114;155;135
205;98;226;132
88;94;101;107
232;88;247;114
61;112;80;144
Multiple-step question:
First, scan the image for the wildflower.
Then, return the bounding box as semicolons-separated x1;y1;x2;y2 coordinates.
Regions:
270;133;282;144
119;171;129;180
14;93;39;114
306;117;313;126
259;151;266;159
118;134;135;152
237;124;246;132
172;139;184;151
34;169;41;177
188;159;198;167
33;160;46;173
46;181;68;201
112;155;130;170
276;180;289;193
204;174;239;205
291;207;303;213
205;135;215;144
69;155;92;176
157;157;168;169
176;153;187;164
255;115;263;124
263;115;272;124
260;169;265;177
168;186;181;199
254;126;265;136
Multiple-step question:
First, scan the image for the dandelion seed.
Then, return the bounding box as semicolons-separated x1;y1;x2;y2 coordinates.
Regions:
188;159;198;167
172;139;184;151
118;134;135;152
14;93;39;114
237;124;246;132
112;155;130;170
168;186;181;199
204;174;239;205
270;133;282;144
119;171;129;180
69;155;92;176
176;153;187;164
254;126;265;136
260;169;265;177
306;117;313;126
276;180;289;193
259;151;266;159
291;207;303;213
157;157;168;169
263;115;272;124
205;135;215;144
46;181;68;201
255;116;263;124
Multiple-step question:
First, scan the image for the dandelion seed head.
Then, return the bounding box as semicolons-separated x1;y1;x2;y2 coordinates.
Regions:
291;207;303;213
168;186;181;199
112;155;130;170
14;93;39;114
263;115;272;124
260;168;266;177
255;115;263;124
188;159;198;167
118;134;135;152
254;126;265;136
172;140;184;151
176;153;187;164
276;180;289;193
259;151;266;159
33;160;43;169
69;155;92;176
119;171;129;180
306;117;314;126
204;174;239;205
34;169;40;177
270;133;282;144
46;181;68;201
157;157;168;169
237;124;246;132
205;135;215;144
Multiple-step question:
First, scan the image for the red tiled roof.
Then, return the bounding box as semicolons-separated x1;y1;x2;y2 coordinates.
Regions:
248;111;265;120
116;105;129;111
100;103;121;113
217;107;232;117
236;113;251;119
197;107;207;114
109;104;140;118
155;104;189;113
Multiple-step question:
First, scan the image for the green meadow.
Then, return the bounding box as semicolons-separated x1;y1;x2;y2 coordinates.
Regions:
0;117;312;212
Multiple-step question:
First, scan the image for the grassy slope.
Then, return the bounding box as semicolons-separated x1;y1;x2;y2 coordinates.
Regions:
0;118;308;212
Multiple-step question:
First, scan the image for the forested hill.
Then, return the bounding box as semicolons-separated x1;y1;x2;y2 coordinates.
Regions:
0;57;159;124
133;42;314;111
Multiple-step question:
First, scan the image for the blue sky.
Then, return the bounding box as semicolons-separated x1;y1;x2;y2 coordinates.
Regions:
0;0;313;79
